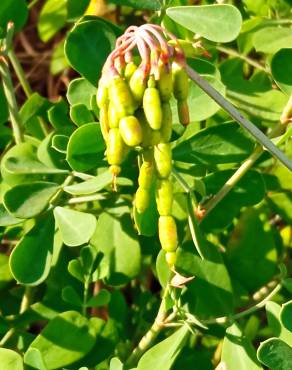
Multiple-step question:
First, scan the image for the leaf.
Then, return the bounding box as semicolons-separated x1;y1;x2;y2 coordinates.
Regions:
110;357;123;370
20;93;52;125
24;311;96;370
48;99;73;133
0;0;28;33
137;326;189;370
176;241;234;318
226;208;277;292
201;170;266;231
86;289;111;307
67;78;97;110
9;213;55;286
156;249;171;289
50;40;69;75
65;19;116;85
0;86;8;124
281;301;292;334
109;0;161;10
266;301;292;345
0;348;23;370
221;323;263;370
3;182;59;219
62;286;83;307
271;48;292;95
52;134;69;154
173;122;254;165
257;338;292;370
267;192;292;224
38;0;67;42
166;5;242;43
0;204;23;226
253;27;292;54
66;123;106;171
91;208;141;285
54;207;97;247
70;104;95;126
67;0;90;20
170;76;226;123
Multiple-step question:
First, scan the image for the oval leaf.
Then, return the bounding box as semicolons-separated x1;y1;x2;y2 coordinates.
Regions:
257;338;292;370
0;348;23;370
271;48;292;95
54;207;97;247
166;5;242;42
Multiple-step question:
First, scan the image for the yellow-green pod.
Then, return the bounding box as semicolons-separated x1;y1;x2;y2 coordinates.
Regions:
156;179;173;216
143;87;162;130
137;110;161;147
154;143;172;178
138;161;154;189
177;99;190;126
129;68;147;103
119;116;143;147
165;251;177;266
110;77;135;117
99;105;109;142
107;128;124;166
96;81;108;108
158;216;178;252
160;102;172;143
172;62;189;101
158;68;173;102
108;101;120;128
124;62;137;81
135;187;150;214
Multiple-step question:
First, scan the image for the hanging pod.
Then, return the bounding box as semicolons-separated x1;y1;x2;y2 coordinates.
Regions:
165;251;177;266
137;110;161;147
109;76;135;117
143;84;162;130
124;61;138;81
156;179;173;216
138;161;154;189
99;105;109;142
135;187;150;214
108;101;120;129
96;79;108;108
107;128;125;167
157;66;173;102
177;99;190;127
172;62;189;101
160;102;173;143
158;216;178;252
129;67;147;103
154;143;172;178
119;116;143;147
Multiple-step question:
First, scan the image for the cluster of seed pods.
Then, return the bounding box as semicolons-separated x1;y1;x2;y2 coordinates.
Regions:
96;24;190;267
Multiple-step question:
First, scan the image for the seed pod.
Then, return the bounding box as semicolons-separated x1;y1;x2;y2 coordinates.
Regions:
137;110;161;147
172;62;189;101
156;179;173;216
96;80;108;108
124;61;137;81
177;99;190;126
158;216;178;252
129;68;147;103
154;143;172;178
138;161;154;189
99;106;109;142
119;116;143;147
160;102;172;143
143;87;162;130
110;77;135;117
135;187;150;213
165;251;177;266
158;67;173;102
108;101;120;129
107;128;124;166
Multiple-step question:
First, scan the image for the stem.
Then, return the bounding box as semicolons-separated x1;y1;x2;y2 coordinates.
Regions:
204;282;282;325
280;94;292;124
67;193;108;205
28;0;40;9
8;49;32;97
82;279;90;316
217;46;269;73
0;56;24;144
186;65;292;171
126;284;170;367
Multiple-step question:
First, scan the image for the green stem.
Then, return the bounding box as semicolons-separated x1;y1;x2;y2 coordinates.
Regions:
0;56;24;144
8;49;32;97
82;279;90;316
126;284;170;367
186;65;292;171
217;46;269;73
67;193;108;205
28;0;40;9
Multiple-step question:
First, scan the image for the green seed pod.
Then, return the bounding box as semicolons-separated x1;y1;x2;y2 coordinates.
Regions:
135;187;150;214
160;102;172;143
154;143;172;178
108;101;120;128
158;216;178;252
119;116;143;147
165;251;177;266
129;68;147;103
96;80;108;108
138;161;154;189
107;128;124;166
124;62;137;81
137;110;161;147
143;87;162;130
156;179;173;216
158;67;173;102
172;62;189;101
110;77;135;117
177;99;190;126
99;105;109;142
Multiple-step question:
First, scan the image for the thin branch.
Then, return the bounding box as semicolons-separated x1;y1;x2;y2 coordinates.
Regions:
186;65;292;171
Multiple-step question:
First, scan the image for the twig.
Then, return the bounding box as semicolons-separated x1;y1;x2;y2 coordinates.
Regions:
8;49;32;97
186;65;292;171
